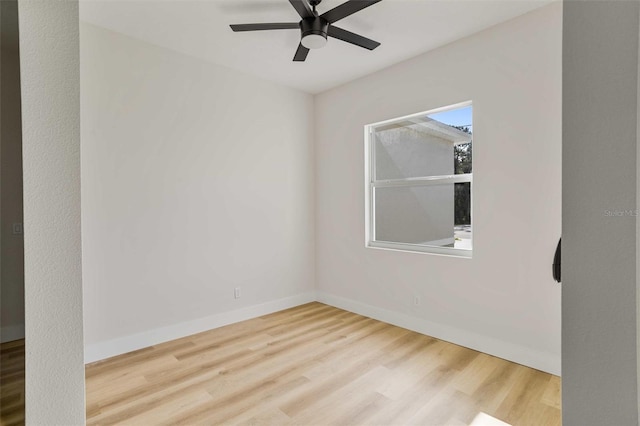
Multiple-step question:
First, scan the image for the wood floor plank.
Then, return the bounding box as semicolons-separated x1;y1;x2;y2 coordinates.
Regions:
86;302;561;425
541;374;562;410
237;407;291;426
470;361;522;413
494;367;551;424
450;352;501;396
289;366;392;425
0;339;25;426
116;389;215;426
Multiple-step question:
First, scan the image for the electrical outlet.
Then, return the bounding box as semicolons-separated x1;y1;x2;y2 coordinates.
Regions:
234;287;241;299
413;296;421;306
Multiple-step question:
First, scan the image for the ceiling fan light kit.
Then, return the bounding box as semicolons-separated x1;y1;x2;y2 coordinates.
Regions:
300;17;329;49
230;0;382;62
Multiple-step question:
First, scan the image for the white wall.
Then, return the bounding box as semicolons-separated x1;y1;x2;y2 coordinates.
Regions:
81;23;315;361
19;0;86;423
315;3;562;374
0;0;24;344
635;0;640;420
562;1;639;425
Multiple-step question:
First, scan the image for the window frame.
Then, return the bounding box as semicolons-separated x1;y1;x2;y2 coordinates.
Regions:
364;101;473;258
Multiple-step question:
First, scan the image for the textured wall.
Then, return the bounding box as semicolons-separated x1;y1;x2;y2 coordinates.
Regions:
81;23;315;357
315;3;562;374
562;1;639;424
18;0;85;423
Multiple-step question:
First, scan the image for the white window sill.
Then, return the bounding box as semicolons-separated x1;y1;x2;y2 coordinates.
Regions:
367;240;473;258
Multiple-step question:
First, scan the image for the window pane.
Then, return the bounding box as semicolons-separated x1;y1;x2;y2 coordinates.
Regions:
374;183;471;250
373;106;472;180
454;182;472;249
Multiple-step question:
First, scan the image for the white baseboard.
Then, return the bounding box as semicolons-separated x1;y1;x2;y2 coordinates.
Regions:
1;324;25;343
84;292;316;364
85;290;560;376
316;291;561;376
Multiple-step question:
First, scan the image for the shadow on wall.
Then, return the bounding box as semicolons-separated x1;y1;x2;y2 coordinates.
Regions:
0;0;25;345
0;0;26;424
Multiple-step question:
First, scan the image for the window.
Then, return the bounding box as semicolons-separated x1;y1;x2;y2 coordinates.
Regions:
365;102;472;257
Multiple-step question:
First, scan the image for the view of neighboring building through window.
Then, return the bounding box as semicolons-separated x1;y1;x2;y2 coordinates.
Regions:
366;102;472;257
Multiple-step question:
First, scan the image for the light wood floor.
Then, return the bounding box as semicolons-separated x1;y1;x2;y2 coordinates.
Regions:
0;339;25;426
86;302;561;425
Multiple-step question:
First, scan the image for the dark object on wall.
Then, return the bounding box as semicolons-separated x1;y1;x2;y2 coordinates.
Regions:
230;0;382;62
552;238;561;283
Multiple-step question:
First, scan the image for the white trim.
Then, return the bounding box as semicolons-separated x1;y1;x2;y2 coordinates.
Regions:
84;291;560;376
84;292;316;364
364;126;373;248
368;240;472;258
366;100;473;129
373;173;472;188
1;324;25;343
420;237;456;247
316;291;561;376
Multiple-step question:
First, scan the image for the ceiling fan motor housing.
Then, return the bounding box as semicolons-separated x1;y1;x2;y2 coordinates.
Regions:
300;17;329;49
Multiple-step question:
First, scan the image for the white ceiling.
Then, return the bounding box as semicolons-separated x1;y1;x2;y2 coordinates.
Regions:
80;0;552;94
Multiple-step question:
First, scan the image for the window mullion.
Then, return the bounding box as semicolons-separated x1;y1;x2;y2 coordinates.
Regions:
372;174;472;188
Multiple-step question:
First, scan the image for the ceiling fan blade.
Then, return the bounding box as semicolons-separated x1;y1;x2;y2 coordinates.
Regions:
328;26;380;50
321;0;383;24
288;0;314;19
230;23;300;31
293;43;310;61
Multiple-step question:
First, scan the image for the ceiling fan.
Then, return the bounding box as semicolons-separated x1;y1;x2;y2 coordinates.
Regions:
230;0;383;62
